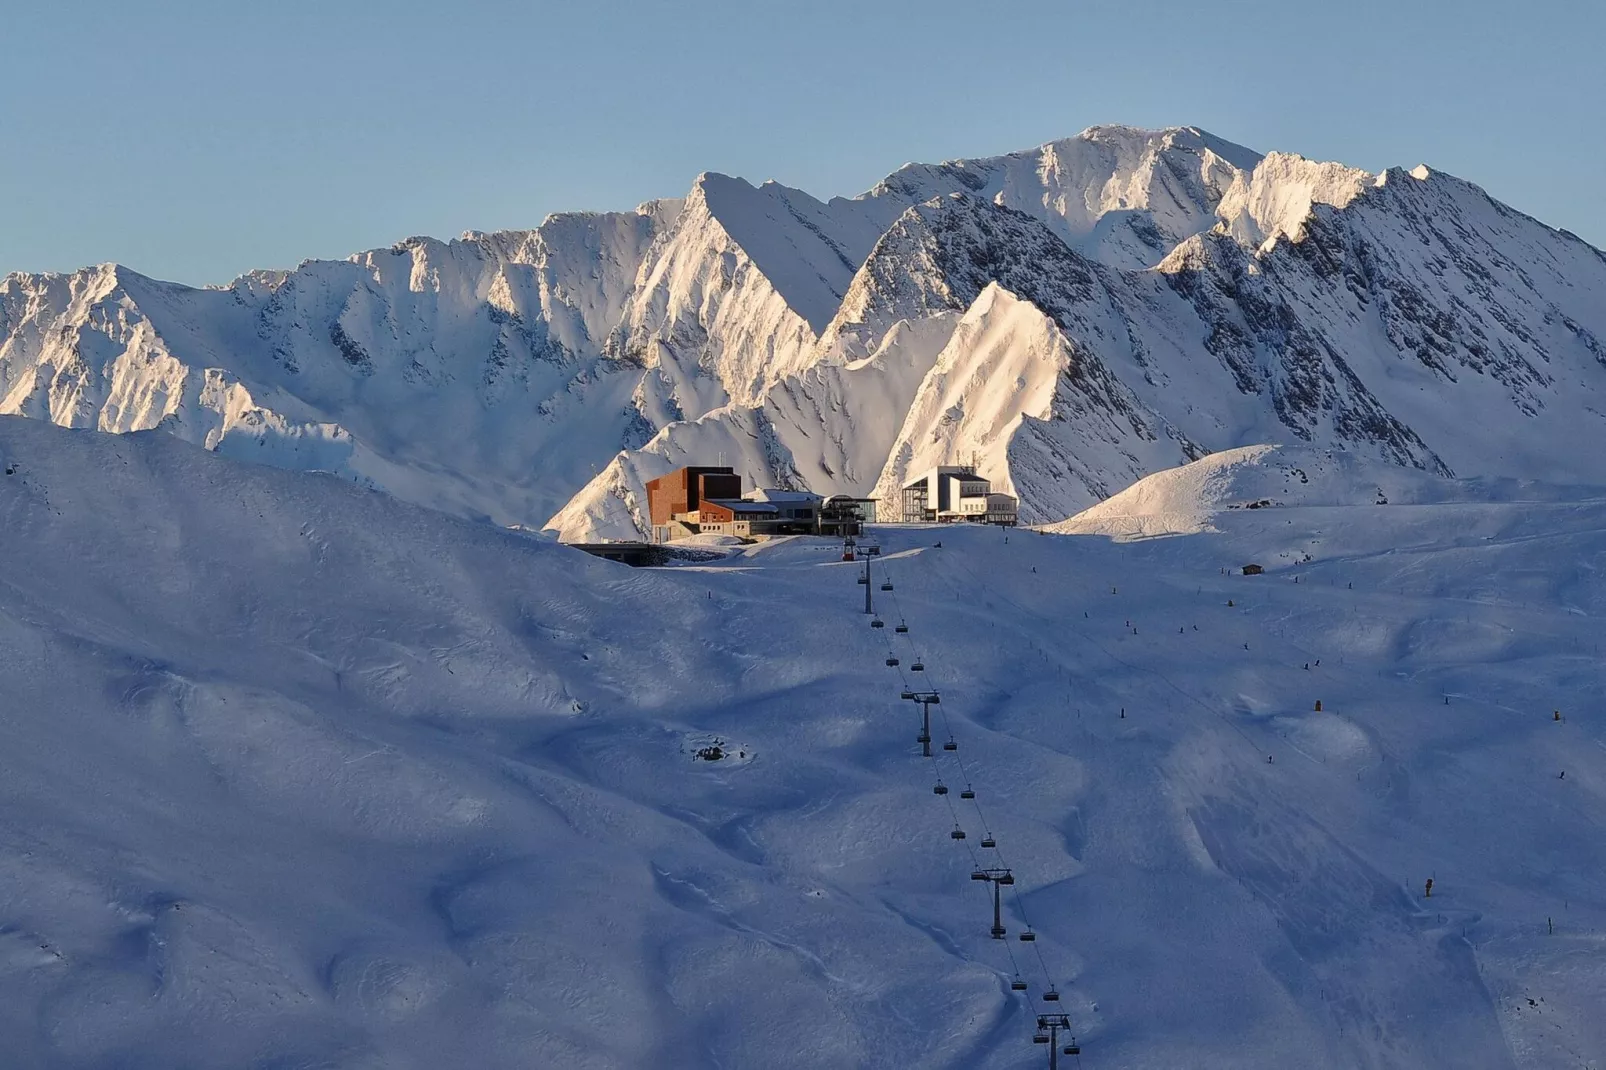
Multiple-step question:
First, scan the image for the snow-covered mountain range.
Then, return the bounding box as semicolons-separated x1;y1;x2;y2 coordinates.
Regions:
5;125;1604;536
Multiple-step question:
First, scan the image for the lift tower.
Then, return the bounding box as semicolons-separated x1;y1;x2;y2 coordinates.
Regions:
1033;1015;1079;1068
900;690;940;757
969;867;1014;938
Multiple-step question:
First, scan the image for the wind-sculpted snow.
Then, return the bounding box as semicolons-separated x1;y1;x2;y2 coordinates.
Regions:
4;417;1605;1066
5;125;1606;542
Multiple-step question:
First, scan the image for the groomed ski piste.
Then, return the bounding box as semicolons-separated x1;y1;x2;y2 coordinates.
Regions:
2;416;1603;1068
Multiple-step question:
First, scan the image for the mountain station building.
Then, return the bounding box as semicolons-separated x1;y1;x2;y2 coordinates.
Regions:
898;465;1018;525
647;466;875;543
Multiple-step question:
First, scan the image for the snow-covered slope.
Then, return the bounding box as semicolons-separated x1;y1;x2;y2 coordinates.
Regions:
1043;443;1584;540
5;417;1606;1067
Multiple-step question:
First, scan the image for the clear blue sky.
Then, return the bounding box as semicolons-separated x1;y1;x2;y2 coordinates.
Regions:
4;0;1602;285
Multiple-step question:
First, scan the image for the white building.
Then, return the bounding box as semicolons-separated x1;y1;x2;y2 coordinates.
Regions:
899;465;1018;525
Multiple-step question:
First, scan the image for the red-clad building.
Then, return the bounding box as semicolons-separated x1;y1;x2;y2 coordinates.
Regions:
646;466;742;534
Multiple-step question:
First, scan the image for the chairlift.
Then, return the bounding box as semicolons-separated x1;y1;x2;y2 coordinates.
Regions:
943;738;957;751
950;827;967;840
857;574;868;584
997;872;1014;886
1033;1033;1050;1045
1011;978;1029;992
895;622;909;634
1019;930;1037;942
871;618;884;629
1065;1038;1081;1056
1042;988;1061;1002
911;661;925;672
918;733;932;746
880;581;894;592
933;782;949;796
980;836;996;848
901;690;916;700
960;788;975;800
971;870;990;881
886;656;900;666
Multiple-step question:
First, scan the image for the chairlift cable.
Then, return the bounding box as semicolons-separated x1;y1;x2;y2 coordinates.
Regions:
856;550;1074;1038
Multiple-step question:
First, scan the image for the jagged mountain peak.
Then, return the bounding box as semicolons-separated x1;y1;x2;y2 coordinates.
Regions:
816;189;1106;366
856;124;1264;271
1075;123;1262;166
1215;151;1376;248
679;170;884;332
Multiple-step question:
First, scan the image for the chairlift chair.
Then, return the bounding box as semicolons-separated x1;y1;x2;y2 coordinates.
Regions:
895;622;909;634
980;836;996;848
943;738;957;751
1019;930;1037;942
1011;978;1029;992
1033;1033;1050;1045
901;691;916;700
1065;1039;1081;1055
1042;988;1061;1002
911;661;925;672
960;788;975;799
997;872;1014;886
886;656;900;666
871;618;884;629
933;782;949;795
950;827;966;840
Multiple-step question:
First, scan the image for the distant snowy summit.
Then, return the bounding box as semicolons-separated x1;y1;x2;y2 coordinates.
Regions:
4;124;1604;537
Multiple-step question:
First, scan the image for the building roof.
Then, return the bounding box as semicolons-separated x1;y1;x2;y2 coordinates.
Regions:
904;465;986;491
705;499;779;515
746;488;821;503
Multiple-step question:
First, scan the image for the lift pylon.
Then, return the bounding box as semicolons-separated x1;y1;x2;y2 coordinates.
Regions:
902;690;940;757
1035;1014;1079;1068
969;867;1013;938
